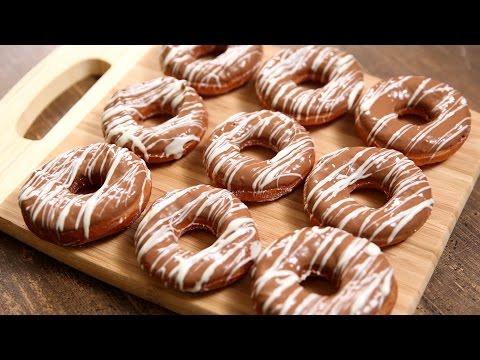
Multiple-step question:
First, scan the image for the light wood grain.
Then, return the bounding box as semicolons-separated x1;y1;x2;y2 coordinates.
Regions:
0;45;479;314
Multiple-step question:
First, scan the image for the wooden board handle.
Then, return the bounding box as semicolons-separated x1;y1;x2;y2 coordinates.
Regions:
0;45;129;140
0;45;152;203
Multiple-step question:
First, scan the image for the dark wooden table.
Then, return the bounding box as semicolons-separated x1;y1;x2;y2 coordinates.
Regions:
1;45;479;314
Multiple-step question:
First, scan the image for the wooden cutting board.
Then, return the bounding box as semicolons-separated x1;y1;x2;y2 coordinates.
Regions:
0;45;479;314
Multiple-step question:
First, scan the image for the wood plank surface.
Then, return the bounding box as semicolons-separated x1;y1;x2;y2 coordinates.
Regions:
2;45;479;312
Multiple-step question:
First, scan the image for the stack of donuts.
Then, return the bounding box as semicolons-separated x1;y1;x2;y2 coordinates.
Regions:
18;45;471;315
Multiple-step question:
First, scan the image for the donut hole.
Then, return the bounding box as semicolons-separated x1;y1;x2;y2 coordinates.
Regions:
293;74;326;90
292;71;326;90
397;108;430;126
70;177;103;195
138;113;173;128
301;274;337;296
241;144;277;162
350;186;388;209
196;46;228;62
75;183;103;195
298;80;326;91
180;227;217;252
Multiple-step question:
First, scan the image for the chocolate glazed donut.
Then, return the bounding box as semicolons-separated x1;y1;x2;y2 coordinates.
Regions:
255;46;364;125
160;45;263;96
355;76;471;166
203;110;315;202
19;143;152;246
304;147;433;247
135;185;261;292
102;76;208;163
252;226;397;315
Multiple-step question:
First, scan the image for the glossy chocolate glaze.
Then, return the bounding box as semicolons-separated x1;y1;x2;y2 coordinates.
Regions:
19;143;152;246
160;45;263;95
203;110;315;202
304;147;433;247
135;185;261;292
355;76;471;166
256;46;364;125
252;226;397;315
102;76;208;163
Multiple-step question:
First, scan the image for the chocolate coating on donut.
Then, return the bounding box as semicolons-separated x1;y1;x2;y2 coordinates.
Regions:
102;76;208;163
203;110;315;202
304;147;433;247
355;76;471;166
252;226;397;315
19;143;152;246
135;185;260;292
256;46;364;125
160;45;263;96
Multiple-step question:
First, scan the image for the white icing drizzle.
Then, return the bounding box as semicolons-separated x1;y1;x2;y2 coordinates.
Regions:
255;46;364;124
203;110;315;198
356;76;471;163
365;242;381;256
252;226;395;315
18;143;151;244
164;134;200;159
101;76;207;162
160;45;263;93
304;147;433;247
134;185;260;292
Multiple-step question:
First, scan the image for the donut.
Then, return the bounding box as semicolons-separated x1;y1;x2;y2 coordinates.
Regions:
203;110;315;202
134;184;261;292
252;226;397;315
18;143;152;246
304;147;433;247
255;46;364;125
160;45;263;96
355;76;471;166
101;76;208;163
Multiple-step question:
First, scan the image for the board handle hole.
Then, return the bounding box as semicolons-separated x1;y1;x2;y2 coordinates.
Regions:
17;59;110;140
